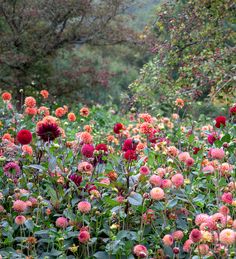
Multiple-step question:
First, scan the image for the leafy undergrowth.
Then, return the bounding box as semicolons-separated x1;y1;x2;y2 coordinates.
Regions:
0;91;235;259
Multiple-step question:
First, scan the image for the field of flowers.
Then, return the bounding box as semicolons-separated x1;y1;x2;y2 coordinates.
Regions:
0;91;235;259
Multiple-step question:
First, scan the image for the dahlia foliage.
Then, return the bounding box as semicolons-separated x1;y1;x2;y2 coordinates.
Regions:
0;91;235;258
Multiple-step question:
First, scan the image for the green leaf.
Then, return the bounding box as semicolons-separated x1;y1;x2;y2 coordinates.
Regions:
221;134;231;143
167;199;178;208
24;220;34;232
93;251;109;259
127;192;143;206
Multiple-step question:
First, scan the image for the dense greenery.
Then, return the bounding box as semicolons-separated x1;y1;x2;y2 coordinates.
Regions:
129;0;236;114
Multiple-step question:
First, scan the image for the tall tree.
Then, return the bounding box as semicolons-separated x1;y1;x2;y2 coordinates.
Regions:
129;0;236;113
0;0;136;105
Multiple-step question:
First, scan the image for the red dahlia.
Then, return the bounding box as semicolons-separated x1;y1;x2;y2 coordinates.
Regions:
229;105;236;115
17;129;32;145
122;138;138;151
81;144;94;158
215;116;226;128
113;123;124;134
124;150;137;161
95;143;108;153
37;123;60;142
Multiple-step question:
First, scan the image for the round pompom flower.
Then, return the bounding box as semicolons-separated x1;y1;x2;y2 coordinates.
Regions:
15;215;26;225
24;96;36;108
162;234;173;246
210;148;225;160
25;107;37;116
197;244;209;255
17;129;32;145
81;144;94;158
219;229;235;245
68;112;76;122
133;244;148;258
95;143;108;153
37;122;61;142
150;187;165;200
77;201;91;214
140;166;150;175
171;173;184;188
55;107;66;117
3;162;21;179
178;152;190;162
124;150;137;161
13;200;27;212
122;138;137;151
189;229;202;243
113;123;124;134
149;175;162;186
215;116;226;128
22;145;33;156
80;107;90;117
195;214;209;226
56;217;69;228
172;230;184;240
183;239;193;252
2;92;12;102
40;90;49;98
221;192;233;204
78;230;90;243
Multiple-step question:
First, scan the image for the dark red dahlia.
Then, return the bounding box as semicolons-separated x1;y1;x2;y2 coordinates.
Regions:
207;133;219;145
69;174;82;186
215;116;226;128
122;138;138;151
193;147;201;155
81;144;94;158
113;123;124;134
95;143;108;153
37;123;60;142
229;105;236;116
124;150;137;161
17;129;32;145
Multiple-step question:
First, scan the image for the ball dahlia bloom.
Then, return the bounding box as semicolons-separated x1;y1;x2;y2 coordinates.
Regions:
78;201;91;214
122;138;137;151
15;215;26;225
13;200;27;212
178;152;190;162
210;148;225;160
219;229;235;245
171;173;184;188
80;107;90;117
150;187;165;200
113;123;124;134
22;145;33;156
162;234;173;246
1;92;12;102
40;90;49;98
221;192;233;204
24;96;36;108
133;244;148;258
68;112;76;122
149;175;162;186
81;144;94;158
183;239;193;252
55;107;66;117
189;229;202;243
172;230;184;240
78;230;90;243
215;116;226;128
140;166;150;175
17;129;32;145
124;150;137;161
229;105;236;116
56;217;69;228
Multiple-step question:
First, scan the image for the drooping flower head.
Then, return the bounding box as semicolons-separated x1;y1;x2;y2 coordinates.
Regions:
37;122;61;142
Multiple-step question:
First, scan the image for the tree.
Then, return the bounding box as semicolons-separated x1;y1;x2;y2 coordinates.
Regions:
0;0;137;106
129;0;236;114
